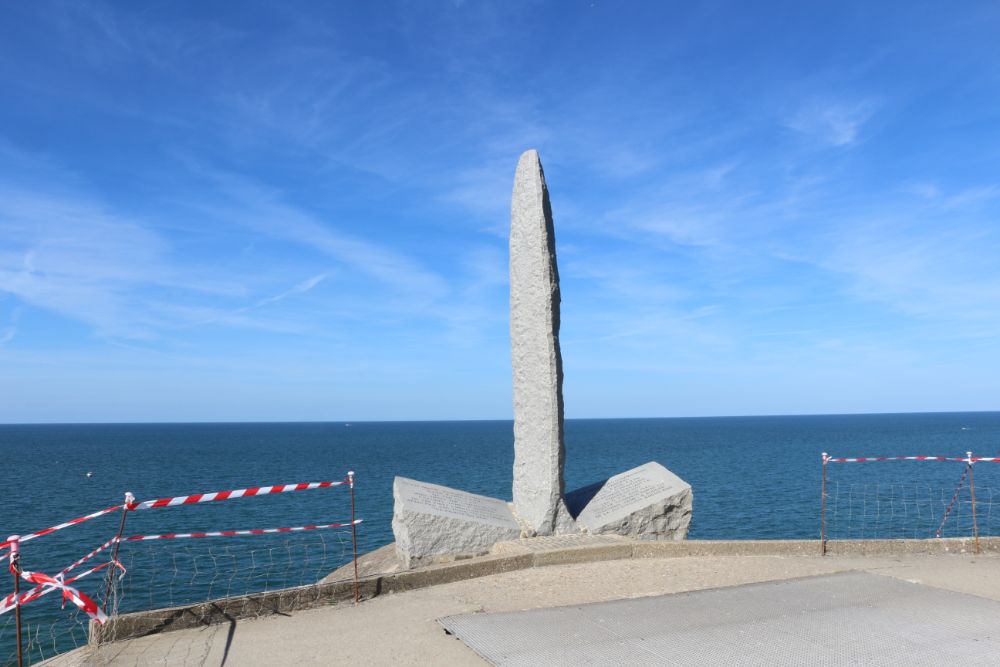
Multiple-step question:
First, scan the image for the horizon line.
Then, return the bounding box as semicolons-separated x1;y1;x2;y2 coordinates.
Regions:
1;409;997;427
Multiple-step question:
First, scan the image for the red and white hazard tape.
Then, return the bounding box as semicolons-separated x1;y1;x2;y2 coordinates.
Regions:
0;559;120;618
6;568;108;623
936;464;973;539
825;455;1000;463
0;504;125;553
133;480;348;510
825;456;965;463
0;477;353;554
58;536;120;578
124;519;362;541
2;535;123;618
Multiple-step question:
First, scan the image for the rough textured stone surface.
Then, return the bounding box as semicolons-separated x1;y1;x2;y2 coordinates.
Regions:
565;462;692;539
392;476;521;569
509;149;576;536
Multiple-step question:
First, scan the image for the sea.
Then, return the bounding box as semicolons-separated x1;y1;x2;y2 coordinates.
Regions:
2;412;1000;662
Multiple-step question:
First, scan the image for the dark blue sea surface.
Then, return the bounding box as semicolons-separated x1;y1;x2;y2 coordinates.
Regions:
2;413;1000;662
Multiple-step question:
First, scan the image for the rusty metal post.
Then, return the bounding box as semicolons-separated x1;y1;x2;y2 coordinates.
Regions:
821;453;828;556
967;452;980;555
102;492;134;612
348;471;359;604
8;535;23;667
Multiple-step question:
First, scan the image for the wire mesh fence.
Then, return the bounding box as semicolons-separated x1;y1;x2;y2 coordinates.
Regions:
11;454;999;664
1;607;84;666
1;575;98;666
1;474;363;666
824;482;998;540
111;528;358;613
821;453;1000;550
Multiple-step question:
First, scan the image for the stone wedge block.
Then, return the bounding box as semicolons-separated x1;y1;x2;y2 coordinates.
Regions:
392;477;522;569
565;461;692;539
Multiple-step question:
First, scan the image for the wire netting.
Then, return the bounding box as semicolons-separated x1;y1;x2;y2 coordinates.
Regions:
110;528;357;612
1;589;92;666
1;480;364;665
823;455;999;542
824;481;998;539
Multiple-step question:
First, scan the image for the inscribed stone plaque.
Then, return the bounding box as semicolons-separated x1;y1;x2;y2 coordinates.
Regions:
392;476;521;568
565;462;692;539
395;477;520;529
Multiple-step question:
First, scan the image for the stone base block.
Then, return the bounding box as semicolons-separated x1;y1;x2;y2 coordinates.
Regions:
392;477;522;569
564;461;692;540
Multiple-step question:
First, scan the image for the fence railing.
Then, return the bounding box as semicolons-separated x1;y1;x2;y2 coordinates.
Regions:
821;452;998;555
2;471;361;666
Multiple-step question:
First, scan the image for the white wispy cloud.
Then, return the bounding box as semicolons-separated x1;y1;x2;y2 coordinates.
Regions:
255;273;328;307
165;273;332;333
786;98;878;147
0;188;180;338
183;165;450;302
0;304;16;346
942;184;1000;210
0;179;338;339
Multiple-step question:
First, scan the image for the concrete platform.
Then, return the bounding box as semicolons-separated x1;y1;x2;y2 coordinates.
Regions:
45;539;1000;666
440;571;1000;666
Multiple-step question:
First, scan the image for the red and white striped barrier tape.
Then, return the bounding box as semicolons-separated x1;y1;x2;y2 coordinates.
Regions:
57;536;120;578
1;559;121;618
936;465;972;538
0;504;125;552
2;535;124;618
0;477;353;554
825;456;965;463
4;567;108;623
133;480;348;510
823;455;1000;463
124;519;362;541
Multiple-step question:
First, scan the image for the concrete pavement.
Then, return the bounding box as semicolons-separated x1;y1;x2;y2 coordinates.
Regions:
46;537;1000;666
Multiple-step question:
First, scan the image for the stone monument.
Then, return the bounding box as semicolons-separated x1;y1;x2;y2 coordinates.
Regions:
390;149;693;568
509;150;577;536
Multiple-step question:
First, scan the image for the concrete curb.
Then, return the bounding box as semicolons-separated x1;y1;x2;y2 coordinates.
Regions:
90;537;999;645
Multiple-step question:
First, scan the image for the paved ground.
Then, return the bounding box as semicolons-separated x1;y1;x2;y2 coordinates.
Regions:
49;550;1000;666
441;571;1000;666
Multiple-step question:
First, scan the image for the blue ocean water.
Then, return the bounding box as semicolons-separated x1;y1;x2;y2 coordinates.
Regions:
4;413;1000;556
2;413;1000;662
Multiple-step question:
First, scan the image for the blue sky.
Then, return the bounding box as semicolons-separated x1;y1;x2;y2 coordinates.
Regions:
1;1;999;423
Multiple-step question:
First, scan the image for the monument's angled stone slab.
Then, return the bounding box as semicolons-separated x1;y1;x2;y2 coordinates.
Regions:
392;476;521;569
564;461;692;539
509;149;576;537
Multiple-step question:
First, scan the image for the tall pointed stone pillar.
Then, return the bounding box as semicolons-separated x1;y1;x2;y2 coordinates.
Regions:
510;150;577;536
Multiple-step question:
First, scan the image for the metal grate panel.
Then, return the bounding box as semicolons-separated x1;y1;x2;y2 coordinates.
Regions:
439;571;1000;666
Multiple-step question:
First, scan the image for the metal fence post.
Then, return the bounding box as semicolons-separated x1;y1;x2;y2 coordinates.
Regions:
8;535;23;667
821;453;828;556
967;452;980;555
348;471;359;604
102;492;134;617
